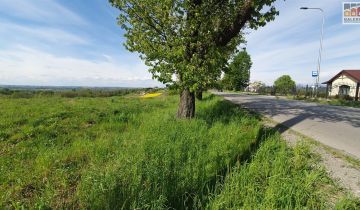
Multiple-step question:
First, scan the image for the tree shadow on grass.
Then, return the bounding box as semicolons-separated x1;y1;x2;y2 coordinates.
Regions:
178;125;278;209
196;98;261;127
174;97;278;209
102;96;280;210
200;94;216;101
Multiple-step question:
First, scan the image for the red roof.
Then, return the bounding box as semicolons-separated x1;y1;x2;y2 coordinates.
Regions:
323;70;360;84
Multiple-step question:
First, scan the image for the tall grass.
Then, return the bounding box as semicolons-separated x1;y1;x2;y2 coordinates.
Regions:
210;137;335;209
0;93;262;209
75;95;263;209
327;99;360;108
0;92;358;209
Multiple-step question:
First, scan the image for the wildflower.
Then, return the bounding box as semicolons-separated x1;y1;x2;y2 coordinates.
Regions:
141;93;162;98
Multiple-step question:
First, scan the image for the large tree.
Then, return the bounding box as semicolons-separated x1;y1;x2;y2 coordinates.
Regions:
274;75;296;95
110;0;279;118
222;49;252;91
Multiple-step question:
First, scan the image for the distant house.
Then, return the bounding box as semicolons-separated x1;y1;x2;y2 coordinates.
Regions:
323;70;360;100
246;81;265;93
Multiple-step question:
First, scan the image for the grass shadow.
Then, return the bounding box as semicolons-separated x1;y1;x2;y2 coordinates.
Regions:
178;98;279;209
201;94;216;101
178;125;279;209
83;95;282;210
196;99;261;127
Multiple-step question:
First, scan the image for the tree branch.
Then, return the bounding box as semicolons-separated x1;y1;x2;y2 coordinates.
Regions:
215;0;254;46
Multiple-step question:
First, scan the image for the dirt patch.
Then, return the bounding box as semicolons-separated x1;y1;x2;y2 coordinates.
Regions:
21;184;37;199
315;146;360;196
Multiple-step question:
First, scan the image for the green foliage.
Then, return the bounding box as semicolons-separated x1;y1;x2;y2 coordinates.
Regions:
0;91;261;209
333;94;353;101
335;196;360;210
257;85;276;95
0;88;146;98
109;0;279;92
328;99;360;108
274;75;296;95
0;91;357;209
290;96;360;109
209;139;335;209
222;49;252;91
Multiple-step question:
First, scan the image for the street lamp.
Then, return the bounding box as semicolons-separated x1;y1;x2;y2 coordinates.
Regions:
300;7;325;98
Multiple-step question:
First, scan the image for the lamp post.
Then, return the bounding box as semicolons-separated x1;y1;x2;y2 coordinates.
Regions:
300;7;325;98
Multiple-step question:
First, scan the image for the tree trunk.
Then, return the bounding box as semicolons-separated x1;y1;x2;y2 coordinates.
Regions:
196;91;203;100
177;89;195;119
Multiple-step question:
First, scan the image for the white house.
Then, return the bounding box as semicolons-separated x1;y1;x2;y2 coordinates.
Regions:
323;70;360;101
246;81;265;92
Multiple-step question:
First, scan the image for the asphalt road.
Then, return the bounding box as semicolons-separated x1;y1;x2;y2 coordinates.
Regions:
215;92;360;159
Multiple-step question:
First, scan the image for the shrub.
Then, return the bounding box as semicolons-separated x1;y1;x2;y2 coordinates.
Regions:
10;91;35;98
274;75;296;95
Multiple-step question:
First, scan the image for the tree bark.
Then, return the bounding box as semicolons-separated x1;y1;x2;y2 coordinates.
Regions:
215;0;254;46
177;89;195;119
196;91;203;100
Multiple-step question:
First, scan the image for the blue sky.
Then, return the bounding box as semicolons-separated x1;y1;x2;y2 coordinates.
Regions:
0;0;359;87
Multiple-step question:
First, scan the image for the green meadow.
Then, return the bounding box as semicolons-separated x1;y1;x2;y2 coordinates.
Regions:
0;90;359;209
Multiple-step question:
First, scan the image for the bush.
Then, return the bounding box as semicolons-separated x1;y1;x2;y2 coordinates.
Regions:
334;94;353;101
273;75;296;95
60;91;79;98
166;88;179;95
10;91;35;98
258;86;274;95
0;88;13;95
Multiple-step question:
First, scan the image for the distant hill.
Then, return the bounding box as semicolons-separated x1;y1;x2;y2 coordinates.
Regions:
0;85;146;91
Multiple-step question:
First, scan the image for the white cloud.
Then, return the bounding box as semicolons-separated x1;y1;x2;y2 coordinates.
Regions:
0;0;87;25
0;21;88;45
102;54;113;62
0;46;162;87
1;0;358;88
0;1;162;87
246;0;360;85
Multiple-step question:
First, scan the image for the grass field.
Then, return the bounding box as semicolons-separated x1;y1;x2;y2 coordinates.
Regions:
0;91;359;209
290;95;360;109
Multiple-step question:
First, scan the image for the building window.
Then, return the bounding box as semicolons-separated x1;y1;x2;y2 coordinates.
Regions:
339;85;350;96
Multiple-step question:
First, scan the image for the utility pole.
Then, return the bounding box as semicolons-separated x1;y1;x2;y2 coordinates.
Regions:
300;7;325;98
